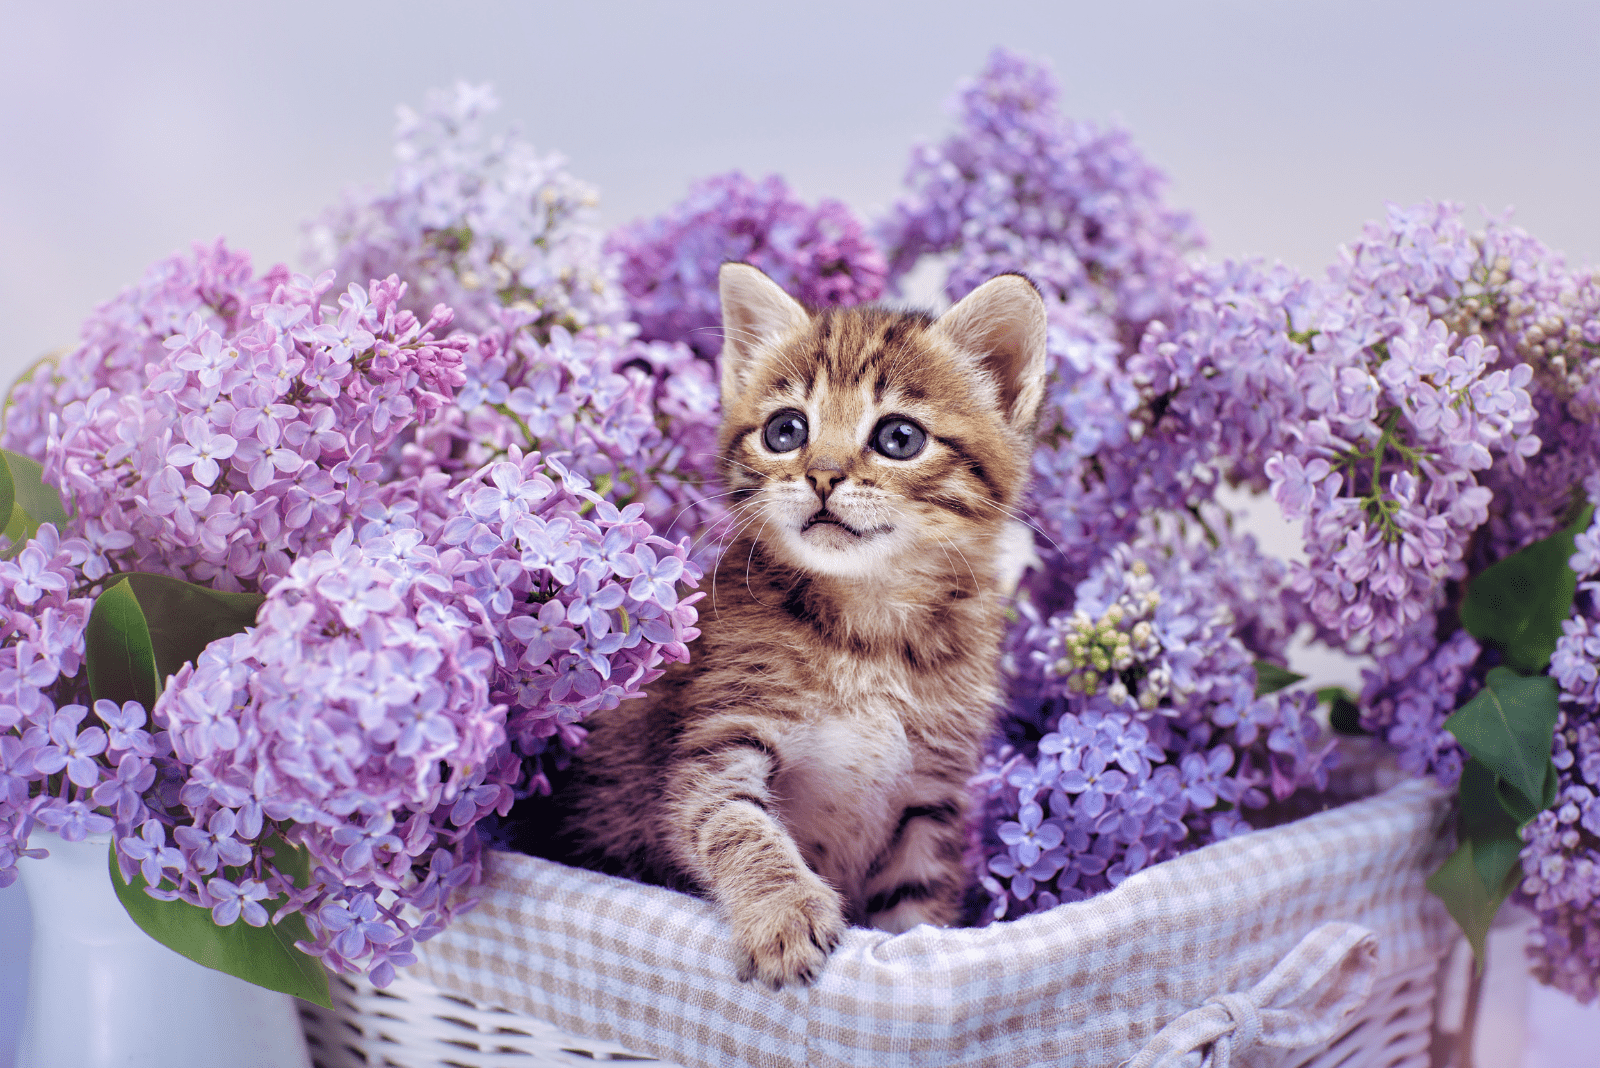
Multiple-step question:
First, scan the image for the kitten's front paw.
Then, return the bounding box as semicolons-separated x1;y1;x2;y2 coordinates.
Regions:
731;878;846;989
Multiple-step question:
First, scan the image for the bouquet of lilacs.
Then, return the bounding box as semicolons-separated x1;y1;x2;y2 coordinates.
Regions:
0;88;708;998
891;49;1600;1012
882;49;1340;922
1130;201;1600;998
7;46;1599;1011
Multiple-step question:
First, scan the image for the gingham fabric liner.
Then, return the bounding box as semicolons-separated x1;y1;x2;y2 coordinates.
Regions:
411;779;1454;1068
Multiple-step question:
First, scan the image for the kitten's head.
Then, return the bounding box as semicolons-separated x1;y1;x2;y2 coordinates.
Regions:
715;263;1047;581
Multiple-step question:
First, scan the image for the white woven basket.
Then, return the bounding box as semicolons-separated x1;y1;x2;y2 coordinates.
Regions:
299;780;1461;1068
298;952;1457;1068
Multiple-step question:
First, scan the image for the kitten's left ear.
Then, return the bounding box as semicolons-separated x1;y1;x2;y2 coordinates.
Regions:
718;263;811;410
932;274;1048;434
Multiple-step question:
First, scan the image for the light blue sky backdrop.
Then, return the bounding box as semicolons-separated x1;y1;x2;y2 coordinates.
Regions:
3;0;1597;381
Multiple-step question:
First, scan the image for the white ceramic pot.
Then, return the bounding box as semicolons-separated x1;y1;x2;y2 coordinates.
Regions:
15;830;310;1068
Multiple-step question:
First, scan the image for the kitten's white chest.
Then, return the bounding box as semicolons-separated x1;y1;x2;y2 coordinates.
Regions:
771;703;915;906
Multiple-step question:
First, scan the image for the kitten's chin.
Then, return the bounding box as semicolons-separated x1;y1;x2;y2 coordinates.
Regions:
782;518;906;578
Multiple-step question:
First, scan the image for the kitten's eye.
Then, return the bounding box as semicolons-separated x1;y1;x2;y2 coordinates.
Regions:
763;410;808;453
873;417;927;460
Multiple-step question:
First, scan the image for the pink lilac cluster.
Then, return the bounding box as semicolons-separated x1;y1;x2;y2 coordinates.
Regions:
0;525;104;882
310;82;626;339
607;171;888;359
406;312;725;558
0;236;704;983
2;240;287;461
136;527;504;984
1518;499;1600;1001
310;81;727;557
973;514;1332;920
432;449;702;785
41;269;466;593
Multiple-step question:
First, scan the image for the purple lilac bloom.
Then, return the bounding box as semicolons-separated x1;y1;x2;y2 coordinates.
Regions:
405;316;726;558
124;526;507;978
44;266;468;594
310;82;625;340
1517;508;1600;1003
607;171;887;359
974;517;1335;921
2;241;287;461
879;47;1200;332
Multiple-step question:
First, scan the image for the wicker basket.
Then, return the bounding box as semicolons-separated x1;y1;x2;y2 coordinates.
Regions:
299;780;1461;1068
300;970;672;1067
298;952;1462;1068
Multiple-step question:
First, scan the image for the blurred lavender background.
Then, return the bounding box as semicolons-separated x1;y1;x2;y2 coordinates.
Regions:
2;2;1597;1064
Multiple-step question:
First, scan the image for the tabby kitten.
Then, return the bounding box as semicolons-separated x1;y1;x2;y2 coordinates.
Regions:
561;262;1047;988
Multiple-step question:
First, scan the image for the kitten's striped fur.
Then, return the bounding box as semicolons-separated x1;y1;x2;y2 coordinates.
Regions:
561;263;1047;987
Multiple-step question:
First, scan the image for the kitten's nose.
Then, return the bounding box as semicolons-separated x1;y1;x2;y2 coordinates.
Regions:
806;464;845;503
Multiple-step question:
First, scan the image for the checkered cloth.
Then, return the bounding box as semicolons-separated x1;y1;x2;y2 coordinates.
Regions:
411;780;1455;1068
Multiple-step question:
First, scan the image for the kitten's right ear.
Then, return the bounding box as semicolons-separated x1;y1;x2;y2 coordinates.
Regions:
719;263;810;408
932;273;1048;436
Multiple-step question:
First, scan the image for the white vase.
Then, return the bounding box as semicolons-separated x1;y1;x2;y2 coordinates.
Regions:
15;830;310;1068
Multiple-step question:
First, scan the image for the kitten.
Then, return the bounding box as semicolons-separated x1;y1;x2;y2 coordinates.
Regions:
559;262;1047;988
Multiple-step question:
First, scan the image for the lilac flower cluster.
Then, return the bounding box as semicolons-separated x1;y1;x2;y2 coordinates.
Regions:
975;515;1332;919
407;315;725;559
309;82;727;558
1518;502;1600;1002
0;524;103;880
1266;205;1543;649
2;240;286;461
1358;627;1481;787
310;82;625;339
434;449;701;785
879;48;1200;332
607;171;887;359
142;527;504;983
0;231;703;983
41;269;466;593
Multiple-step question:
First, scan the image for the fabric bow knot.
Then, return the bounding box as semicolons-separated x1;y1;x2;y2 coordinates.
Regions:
1126;921;1379;1068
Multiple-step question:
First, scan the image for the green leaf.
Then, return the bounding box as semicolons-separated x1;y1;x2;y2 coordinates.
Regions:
1427;836;1520;966
0;448;69;559
86;578;160;708
1444;667;1560;818
0;455;13;541
1461;504;1594;674
109;843;331;1007
1457;759;1525;889
1253;660;1306;697
86;573;264;707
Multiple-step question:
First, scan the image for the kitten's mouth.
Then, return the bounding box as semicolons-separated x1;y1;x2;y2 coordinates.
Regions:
801;510;888;538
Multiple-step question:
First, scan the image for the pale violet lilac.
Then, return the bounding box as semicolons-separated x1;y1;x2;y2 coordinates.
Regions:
44;266;468;594
2;241;286;461
1518;503;1600;1002
405;315;726;558
310;82;625;340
